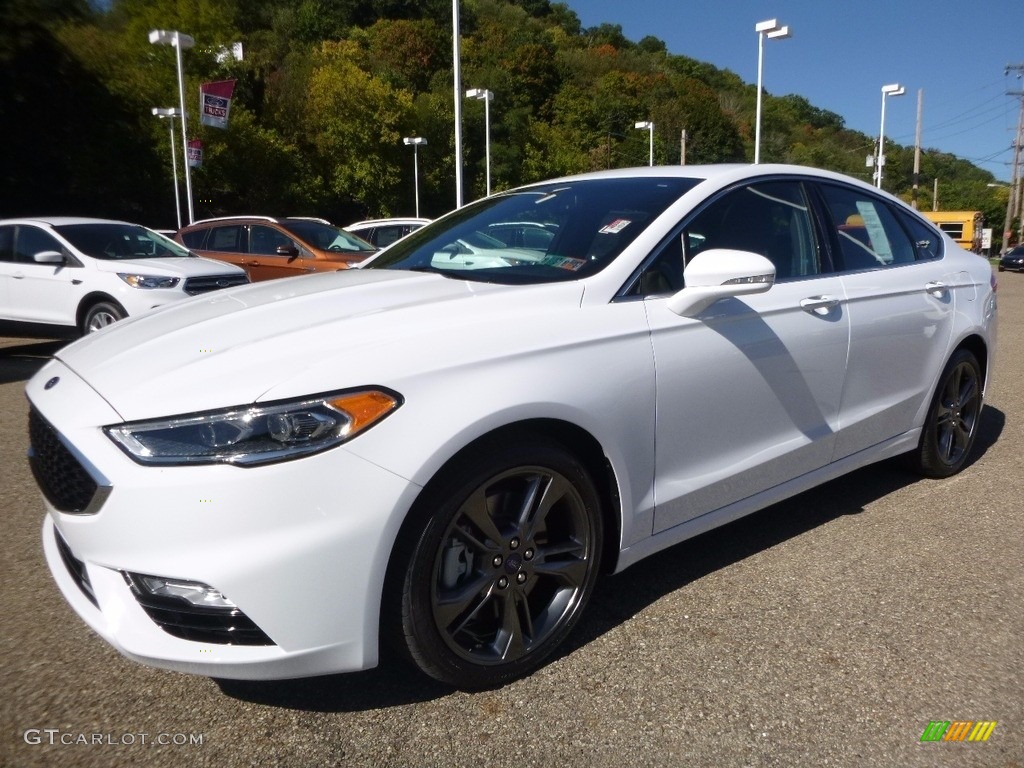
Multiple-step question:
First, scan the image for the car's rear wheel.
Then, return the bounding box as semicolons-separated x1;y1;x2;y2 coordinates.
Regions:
389;437;603;690
82;301;125;334
910;349;983;478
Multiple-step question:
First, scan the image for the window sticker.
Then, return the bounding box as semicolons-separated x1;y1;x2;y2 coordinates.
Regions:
599;218;632;235
855;201;894;263
539;255;587;271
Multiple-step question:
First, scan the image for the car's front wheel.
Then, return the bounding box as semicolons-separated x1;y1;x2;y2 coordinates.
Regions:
82;301;126;334
909;349;983;478
388;437;603;690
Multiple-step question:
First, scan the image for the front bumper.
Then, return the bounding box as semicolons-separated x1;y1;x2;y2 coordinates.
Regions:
31;361;421;680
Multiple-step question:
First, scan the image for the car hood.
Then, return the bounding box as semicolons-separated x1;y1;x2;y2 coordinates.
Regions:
91;256;246;277
54;269;585;421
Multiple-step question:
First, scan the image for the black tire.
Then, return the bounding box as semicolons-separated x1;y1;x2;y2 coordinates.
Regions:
387;436;603;690
909;349;983;478
82;301;125;334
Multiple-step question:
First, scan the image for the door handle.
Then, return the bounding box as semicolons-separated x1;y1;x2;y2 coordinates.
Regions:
800;295;840;315
925;281;947;297
13;271;25;279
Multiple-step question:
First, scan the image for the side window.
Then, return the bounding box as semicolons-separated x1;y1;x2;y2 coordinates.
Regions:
375;227;406;248
207;225;243;252
179;229;207;249
635;233;685;295
249;225;293;256
819;184;915;270
683;181;821;281
14;226;63;263
634;181;820;297
0;226;14;262
896;210;943;261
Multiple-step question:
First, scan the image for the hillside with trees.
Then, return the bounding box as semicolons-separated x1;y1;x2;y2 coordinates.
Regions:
0;0;1011;245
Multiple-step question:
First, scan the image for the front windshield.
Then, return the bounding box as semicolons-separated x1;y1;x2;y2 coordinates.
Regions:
55;223;192;260
366;176;702;284
280;219;376;253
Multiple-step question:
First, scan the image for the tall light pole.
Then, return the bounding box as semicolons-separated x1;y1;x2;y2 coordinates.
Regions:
876;82;906;189
452;1;464;208
754;18;791;164
466;88;494;196
403;137;427;218
149;29;196;224
152;107;183;230
634;121;654;166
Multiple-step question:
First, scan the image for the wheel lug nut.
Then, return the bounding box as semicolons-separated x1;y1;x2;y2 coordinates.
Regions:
516;572;527;584
509;537;520;550
523;548;534;561
492;555;503;567
497;576;509;589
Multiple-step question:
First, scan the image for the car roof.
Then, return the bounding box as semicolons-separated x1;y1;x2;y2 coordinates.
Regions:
0;216;136;227
347;218;431;228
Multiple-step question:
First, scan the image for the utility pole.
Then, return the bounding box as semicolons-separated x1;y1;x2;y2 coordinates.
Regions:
912;89;923;209
680;130;687;165
1004;64;1024;254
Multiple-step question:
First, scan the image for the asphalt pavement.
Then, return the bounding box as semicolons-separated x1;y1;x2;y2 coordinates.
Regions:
1;271;1021;768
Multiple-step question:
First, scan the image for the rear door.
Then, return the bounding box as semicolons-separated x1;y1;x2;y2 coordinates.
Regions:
815;182;957;459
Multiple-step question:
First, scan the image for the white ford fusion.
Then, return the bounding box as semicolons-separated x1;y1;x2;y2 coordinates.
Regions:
27;165;997;690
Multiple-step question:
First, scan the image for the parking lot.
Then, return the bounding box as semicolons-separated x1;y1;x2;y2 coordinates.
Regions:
1;270;1021;768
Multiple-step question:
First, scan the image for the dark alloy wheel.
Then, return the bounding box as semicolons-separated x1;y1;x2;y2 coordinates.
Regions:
910;349;983;478
389;437;603;690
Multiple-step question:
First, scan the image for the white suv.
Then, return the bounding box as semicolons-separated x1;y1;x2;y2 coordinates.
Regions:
0;217;249;337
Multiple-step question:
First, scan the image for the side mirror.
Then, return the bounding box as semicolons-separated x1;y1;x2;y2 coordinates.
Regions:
667;249;775;317
33;250;65;265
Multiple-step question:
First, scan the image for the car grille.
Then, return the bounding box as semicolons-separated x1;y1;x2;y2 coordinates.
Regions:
123;574;275;646
182;274;249;295
28;408;107;515
54;527;98;608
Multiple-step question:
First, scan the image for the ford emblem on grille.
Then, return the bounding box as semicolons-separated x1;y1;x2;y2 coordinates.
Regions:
44;376;60;390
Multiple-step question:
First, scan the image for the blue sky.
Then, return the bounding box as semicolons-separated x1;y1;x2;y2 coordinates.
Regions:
561;0;1024;181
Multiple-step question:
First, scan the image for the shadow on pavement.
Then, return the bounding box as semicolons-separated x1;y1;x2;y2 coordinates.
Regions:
217;405;1004;712
0;339;66;384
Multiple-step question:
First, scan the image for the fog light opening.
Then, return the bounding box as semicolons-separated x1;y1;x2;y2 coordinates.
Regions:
126;572;237;609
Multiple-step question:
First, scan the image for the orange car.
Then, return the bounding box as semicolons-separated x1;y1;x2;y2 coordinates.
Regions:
176;216;376;281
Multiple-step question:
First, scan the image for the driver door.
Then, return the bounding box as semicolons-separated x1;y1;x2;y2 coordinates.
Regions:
641;180;851;533
245;225;310;280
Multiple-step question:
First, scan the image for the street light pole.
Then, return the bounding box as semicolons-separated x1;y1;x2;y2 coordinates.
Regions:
452;0;464;208
754;18;791;165
876;82;905;189
403;137;427;218
149;29;196;224
466;89;494;196
634;121;654;166
152;107;182;230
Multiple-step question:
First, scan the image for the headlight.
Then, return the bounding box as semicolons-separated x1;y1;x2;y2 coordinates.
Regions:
105;389;401;466
117;273;181;289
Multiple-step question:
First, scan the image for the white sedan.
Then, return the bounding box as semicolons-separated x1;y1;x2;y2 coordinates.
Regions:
27;165;997;690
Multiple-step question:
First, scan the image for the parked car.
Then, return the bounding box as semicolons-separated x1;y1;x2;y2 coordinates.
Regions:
28;165;997;691
998;244;1024;272
0;217;248;337
176;216;376;281
345;218;430;249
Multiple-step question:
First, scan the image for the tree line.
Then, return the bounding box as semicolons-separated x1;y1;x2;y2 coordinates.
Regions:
0;0;1010;241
